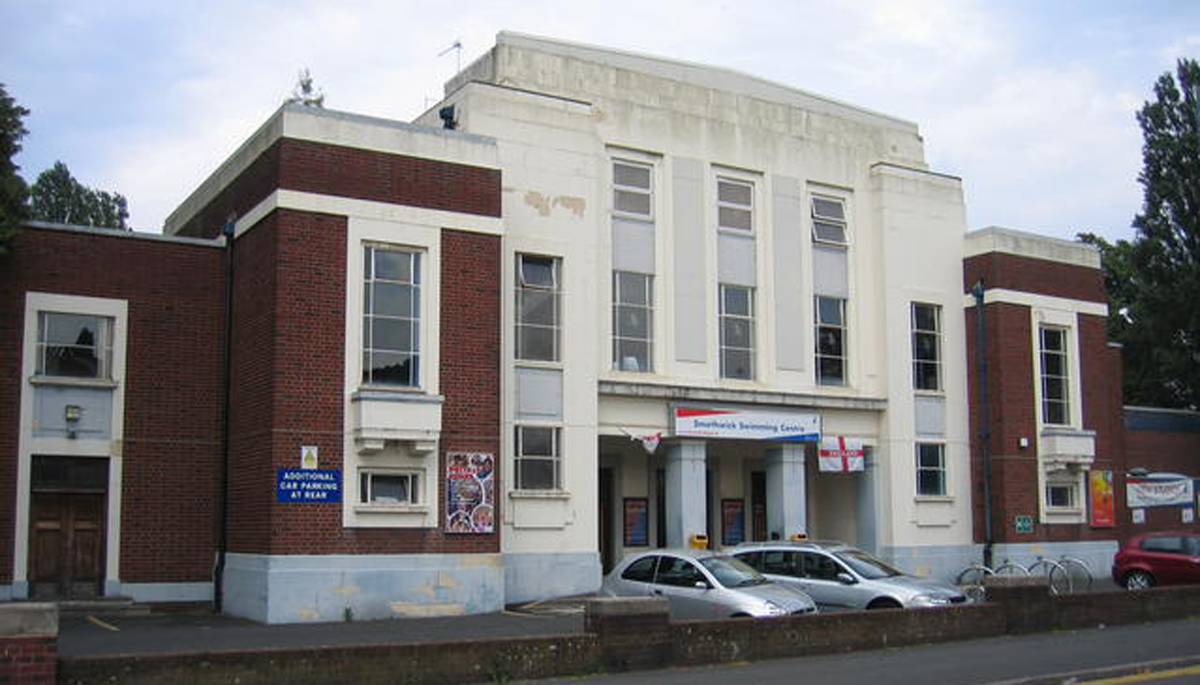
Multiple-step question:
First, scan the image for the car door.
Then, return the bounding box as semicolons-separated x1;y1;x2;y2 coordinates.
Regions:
1141;536;1189;584
612;555;660;597
651;555;718;619
755;549;812;596
799;551;862;610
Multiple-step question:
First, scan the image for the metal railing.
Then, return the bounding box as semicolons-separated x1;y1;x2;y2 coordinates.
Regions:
956;557;1094;600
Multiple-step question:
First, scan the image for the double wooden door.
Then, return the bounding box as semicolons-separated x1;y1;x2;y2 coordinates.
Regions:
29;492;106;599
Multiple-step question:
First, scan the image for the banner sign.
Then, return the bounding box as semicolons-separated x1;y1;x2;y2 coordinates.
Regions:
722;499;746;546
818;436;864;472
1089;470;1115;527
624;498;649;546
673;407;819;441
276;468;341;503
446;452;494;534
1127;478;1194;509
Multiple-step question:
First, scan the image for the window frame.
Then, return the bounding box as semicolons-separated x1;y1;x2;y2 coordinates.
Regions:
811;194;849;246
358;468;423;507
612;270;654;373
1044;481;1079;510
362;245;422;388
719;283;756;380
612;158;654;220
815;295;847;386
716;176;755;234
514;424;561;491
35;312;114;380
1039;326;1070;426
915;442;947;497
515;254;562;363
911;302;943;392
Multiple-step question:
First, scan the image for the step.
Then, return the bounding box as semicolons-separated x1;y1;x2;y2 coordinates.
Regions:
56;597;151;617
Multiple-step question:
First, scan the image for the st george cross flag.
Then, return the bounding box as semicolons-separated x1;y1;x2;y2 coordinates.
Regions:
818;436;864;472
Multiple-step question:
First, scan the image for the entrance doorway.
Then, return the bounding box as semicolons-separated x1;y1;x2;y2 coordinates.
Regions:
28;456;108;599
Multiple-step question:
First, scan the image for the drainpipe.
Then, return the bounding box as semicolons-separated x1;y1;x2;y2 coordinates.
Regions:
214;216;236;613
971;279;994;569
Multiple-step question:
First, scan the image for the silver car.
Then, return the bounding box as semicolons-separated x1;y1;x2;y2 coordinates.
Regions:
732;541;968;610
600;548;818;619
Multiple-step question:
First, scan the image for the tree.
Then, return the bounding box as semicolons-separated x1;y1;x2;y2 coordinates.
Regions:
0;83;30;256
29;161;129;229
1086;58;1200;408
285;68;325;108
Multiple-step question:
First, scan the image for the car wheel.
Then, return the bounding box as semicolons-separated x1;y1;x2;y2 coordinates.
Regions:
867;598;903;610
1123;570;1154;590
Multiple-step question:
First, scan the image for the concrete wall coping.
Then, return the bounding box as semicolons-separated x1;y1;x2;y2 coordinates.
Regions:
0;603;59;637
585;596;669;617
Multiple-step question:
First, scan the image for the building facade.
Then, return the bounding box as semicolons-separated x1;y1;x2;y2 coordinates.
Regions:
1;33;1196;622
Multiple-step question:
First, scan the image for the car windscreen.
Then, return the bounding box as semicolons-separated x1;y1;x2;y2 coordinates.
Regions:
835;549;903;579
699;555;769;588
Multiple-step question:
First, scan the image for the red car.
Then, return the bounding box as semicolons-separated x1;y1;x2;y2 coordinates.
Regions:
1112;532;1200;589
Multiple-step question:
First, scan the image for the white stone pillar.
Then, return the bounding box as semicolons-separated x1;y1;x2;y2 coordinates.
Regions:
665;440;707;548
766;443;807;539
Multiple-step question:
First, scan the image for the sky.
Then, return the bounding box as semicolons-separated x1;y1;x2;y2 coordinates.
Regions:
2;1;1197;241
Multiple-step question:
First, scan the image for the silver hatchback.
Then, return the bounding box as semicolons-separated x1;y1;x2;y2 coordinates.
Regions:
732;541;968;610
600;548;818;619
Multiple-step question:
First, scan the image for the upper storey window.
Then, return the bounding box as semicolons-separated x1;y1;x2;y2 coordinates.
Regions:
363;246;421;387
516;254;562;363
717;178;753;232
811;195;848;245
36;313;113;379
911;303;943;392
1040;326;1070;425
613;160;653;219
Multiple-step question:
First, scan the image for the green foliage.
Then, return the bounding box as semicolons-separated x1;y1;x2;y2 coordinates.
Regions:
0;83;30;256
1087;58;1200;408
29;160;129;229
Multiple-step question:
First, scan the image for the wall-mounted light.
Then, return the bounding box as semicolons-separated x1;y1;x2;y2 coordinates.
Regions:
64;404;82;439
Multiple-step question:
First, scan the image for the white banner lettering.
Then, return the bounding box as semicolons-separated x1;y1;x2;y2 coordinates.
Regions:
673;408;820;441
1126;479;1194;509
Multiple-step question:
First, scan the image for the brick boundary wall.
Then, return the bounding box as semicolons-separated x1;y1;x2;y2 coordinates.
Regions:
0;604;57;685
59;583;1200;685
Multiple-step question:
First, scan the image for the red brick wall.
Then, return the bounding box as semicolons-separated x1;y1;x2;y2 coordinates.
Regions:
175;138;501;239
0;227;225;585
965;279;1127;544
1123;423;1200;537
0;635;56;684
964;252;1106;304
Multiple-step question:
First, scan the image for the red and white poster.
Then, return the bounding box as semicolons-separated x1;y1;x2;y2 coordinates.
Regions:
818;436;864;472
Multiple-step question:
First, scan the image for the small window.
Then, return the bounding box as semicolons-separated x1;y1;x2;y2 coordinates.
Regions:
763;551;801;577
1040;327;1070;425
36;312;113;379
719;284;755;380
613;271;653;372
717;178;753;232
916;443;946;496
655;556;706;587
801;552;843;581
516;254;562;362
911;303;942;391
515;425;560;490
360;471;420;505
1045;482;1078;509
621;555;658;582
613;160;653;218
811;195;848;245
815;296;846;385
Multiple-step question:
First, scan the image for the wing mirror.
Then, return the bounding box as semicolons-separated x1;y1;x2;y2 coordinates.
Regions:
836;572;857;585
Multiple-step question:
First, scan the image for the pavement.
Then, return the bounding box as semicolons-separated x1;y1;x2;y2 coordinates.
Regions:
58;596;590;658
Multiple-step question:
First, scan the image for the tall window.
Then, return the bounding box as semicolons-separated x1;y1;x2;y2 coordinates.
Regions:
1040;327;1069;425
719;284;755;379
613;271;653;372
363;246;421;387
36;313;113;379
911;303;942;391
815;296;846;385
515;425;559;490
613;159;652;218
916;443;946;496
811;195;848;245
516;254;561;362
717;178;753;232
